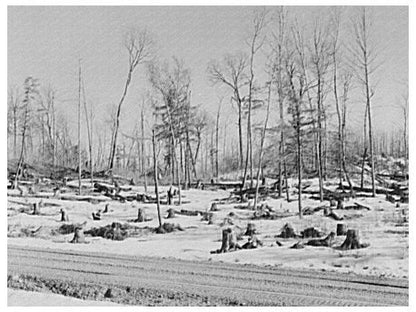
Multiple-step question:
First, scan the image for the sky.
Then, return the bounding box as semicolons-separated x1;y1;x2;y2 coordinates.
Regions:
7;6;408;144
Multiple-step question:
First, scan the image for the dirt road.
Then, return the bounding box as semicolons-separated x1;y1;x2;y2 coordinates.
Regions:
8;245;408;306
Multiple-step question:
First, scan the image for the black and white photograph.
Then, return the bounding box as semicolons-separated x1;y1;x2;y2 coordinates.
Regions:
5;1;410;307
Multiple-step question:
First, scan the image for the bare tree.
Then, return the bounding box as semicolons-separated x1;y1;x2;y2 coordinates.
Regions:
350;8;378;197
330;11;353;191
253;80;272;211
152;128;162;228
242;9;268;190
108;29;153;171
8;86;21;160
208;53;248;169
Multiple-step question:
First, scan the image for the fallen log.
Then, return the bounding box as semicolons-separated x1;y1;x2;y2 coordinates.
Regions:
306;232;336;247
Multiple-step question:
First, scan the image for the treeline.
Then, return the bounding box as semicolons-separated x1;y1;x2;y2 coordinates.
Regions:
8;7;408;208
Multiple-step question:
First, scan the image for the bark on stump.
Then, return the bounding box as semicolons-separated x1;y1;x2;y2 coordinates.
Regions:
70;227;85;243
136;208;145;222
32;202;40;215
340;229;368;250
167;208;175;219
244;222;257;236
218;228;239;253
337;199;345;210
336;223;347;236
60;209;69;222
210;203;219;212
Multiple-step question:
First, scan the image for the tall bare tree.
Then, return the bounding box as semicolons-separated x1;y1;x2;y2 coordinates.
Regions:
208;53;248;169
108;29;153;171
242;9;268;190
350;8;378;197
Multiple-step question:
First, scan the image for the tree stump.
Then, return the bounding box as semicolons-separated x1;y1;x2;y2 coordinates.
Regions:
60;208;69;222
329;198;337;207
323;207;331;216
207;212;215;225
53;188;61;198
337;199;345;210
70;227;85;243
339;229;369;250
336;223;347;236
210;203;219;212
166;208;175;219
136;208;145;222
103;204;109;213
218;228;239;253
92;210;101;220
244;222;257;236
32;202;40;215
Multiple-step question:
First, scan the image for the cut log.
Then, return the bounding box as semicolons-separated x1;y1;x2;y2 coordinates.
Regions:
306;232;335;247
336;223;347;236
301;227;323;238
60;208;69;222
92;210;101;221
353;202;371;211
241;235;263;249
70;227;86;243
339;229;369;250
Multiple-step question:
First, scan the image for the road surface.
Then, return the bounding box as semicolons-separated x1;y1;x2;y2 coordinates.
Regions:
8;245;408;306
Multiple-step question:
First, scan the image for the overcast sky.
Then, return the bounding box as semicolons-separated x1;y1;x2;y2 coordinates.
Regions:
8;6;408;142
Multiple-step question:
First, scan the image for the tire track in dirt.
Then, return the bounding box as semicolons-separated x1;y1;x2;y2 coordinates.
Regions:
8;245;408;306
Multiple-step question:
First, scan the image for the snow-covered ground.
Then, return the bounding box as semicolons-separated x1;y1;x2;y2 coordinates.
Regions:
8;289;121;306
7;180;409;279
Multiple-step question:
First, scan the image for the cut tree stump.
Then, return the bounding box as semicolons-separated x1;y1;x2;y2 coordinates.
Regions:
339;229;369;250
60;208;69;222
210;202;219;212
32;202;40;215
323;207;331;216
207;212;215;225
70;227;86;243
336;223;347;236
277;223;297;238
166;208;176;219
136;208;145;222
215;228;240;253
244;222;257;236
337;199;345;210
329;199;337;207
301;227;323;238
103;204;109;213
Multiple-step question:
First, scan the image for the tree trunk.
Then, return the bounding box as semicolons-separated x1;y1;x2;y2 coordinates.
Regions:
152;129;162;228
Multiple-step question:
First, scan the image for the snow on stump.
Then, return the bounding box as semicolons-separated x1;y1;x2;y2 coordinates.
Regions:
277;223;298;238
336;223;347;236
70;227;86;243
210;202;219;212
166;208;176;219
60;208;69;222
339;229;369;250
211;228;241;253
244;222;257;236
